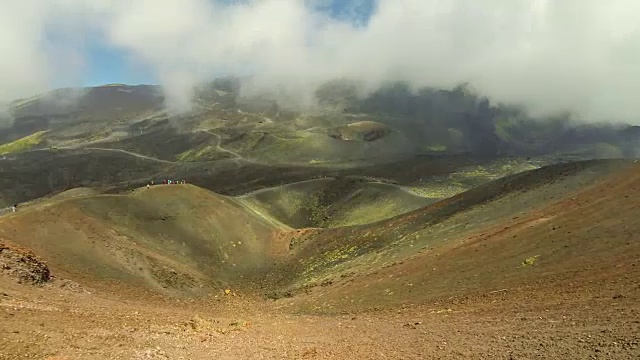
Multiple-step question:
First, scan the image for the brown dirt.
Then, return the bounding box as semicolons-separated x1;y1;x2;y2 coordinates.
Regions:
1;160;640;359
1;272;638;359
0;240;51;285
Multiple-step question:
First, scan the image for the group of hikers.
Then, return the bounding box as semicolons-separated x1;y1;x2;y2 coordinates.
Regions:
145;179;187;189
161;179;186;185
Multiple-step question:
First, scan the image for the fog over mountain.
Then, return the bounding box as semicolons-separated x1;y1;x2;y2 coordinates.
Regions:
1;0;639;123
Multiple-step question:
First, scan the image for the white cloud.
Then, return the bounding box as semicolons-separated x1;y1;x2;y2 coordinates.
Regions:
0;0;51;102
1;0;639;122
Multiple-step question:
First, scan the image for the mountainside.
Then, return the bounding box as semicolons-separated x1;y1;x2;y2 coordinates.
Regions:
2;159;636;299
2;79;639;168
1;81;640;359
270;159;639;310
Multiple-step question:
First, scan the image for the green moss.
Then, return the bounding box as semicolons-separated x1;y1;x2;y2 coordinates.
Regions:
0;131;48;155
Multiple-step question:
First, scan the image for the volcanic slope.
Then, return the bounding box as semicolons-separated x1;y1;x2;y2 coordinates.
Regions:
237;177;436;228
3;158;638;306
267;159;640;312
1;160;640;359
0;184;286;297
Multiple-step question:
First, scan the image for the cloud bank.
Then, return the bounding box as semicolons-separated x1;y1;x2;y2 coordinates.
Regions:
1;0;639;122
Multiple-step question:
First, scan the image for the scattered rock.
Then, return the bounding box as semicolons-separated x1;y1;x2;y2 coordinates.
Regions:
57;279;89;294
134;347;168;360
183;315;249;335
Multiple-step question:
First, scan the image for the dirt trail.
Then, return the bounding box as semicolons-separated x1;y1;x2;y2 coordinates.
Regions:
30;129;248;166
235;177;335;199
83;147;174;163
199;129;261;167
32;146;174;164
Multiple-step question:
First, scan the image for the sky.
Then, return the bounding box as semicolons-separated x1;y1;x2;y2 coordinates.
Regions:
70;0;378;88
1;0;640;123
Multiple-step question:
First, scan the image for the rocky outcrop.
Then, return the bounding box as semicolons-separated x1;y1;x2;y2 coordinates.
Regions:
328;121;391;142
0;240;51;285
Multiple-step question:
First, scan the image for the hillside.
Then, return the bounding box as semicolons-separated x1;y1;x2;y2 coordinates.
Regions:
271;159;639;311
238;177;435;228
1;159;635;299
1;160;639;359
1;79;640;358
2;80;640;170
1;160;639;358
0;185;283;296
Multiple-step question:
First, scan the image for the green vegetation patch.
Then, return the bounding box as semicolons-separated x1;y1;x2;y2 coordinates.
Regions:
521;255;540;267
0;131;48;155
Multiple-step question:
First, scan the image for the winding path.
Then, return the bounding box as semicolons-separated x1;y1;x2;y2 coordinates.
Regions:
235;177;335;199
233;176;429;199
199;130;248;166
29;129;255;166
83;147;175;163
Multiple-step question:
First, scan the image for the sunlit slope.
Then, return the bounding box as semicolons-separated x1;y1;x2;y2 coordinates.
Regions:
270;160;640;312
0;185;282;295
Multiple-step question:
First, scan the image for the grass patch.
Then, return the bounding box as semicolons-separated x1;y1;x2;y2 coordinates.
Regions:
0;131;48;155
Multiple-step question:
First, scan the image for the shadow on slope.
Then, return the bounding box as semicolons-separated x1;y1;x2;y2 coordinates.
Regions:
224;126;418;164
98;127;218;162
0;185;285;296
0;148;170;207
0;146;476;208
